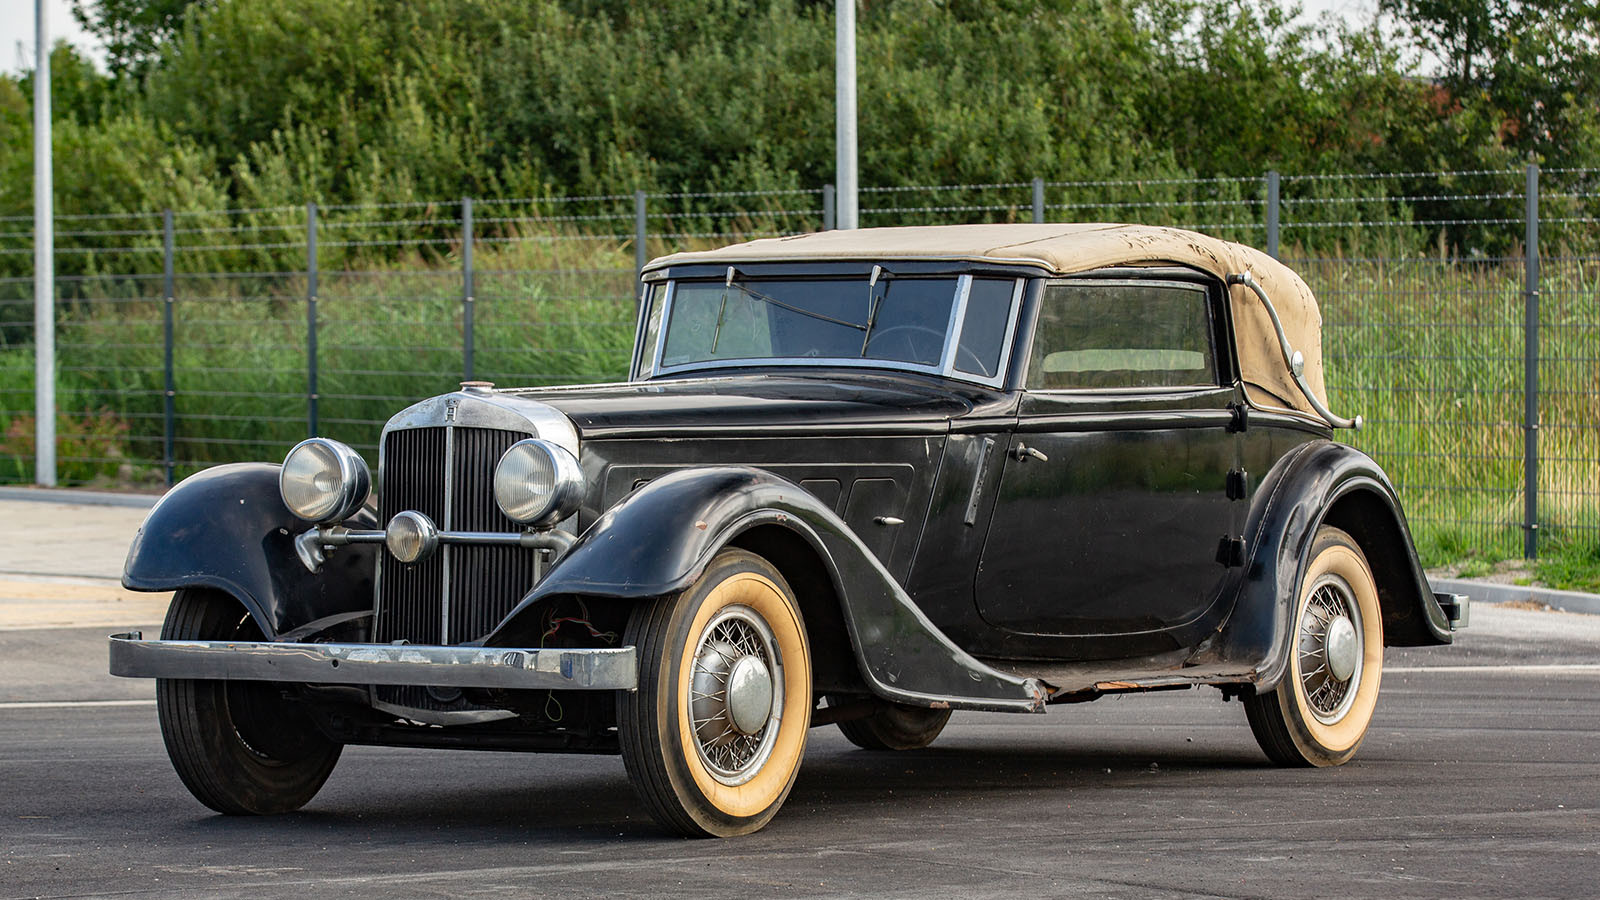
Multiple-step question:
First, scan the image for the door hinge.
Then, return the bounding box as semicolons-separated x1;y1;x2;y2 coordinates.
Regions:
1226;467;1250;500
1215;535;1247;568
1226;401;1249;433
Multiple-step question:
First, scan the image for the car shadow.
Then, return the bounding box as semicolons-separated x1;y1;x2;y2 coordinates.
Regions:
165;734;1271;844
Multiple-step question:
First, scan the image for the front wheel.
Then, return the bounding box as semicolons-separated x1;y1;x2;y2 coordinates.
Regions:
618;549;812;837
1245;525;1384;767
156;588;342;814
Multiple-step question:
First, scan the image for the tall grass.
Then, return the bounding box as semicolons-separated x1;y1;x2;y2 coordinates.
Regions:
0;233;1594;587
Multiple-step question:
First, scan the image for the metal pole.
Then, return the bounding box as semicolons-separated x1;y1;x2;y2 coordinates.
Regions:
1032;178;1045;224
306;202;318;438
33;0;54;486
835;0;858;230
462;197;474;382
823;184;836;231
1523;163;1540;559
162;209;175;486
634;190;647;295
1266;170;1280;259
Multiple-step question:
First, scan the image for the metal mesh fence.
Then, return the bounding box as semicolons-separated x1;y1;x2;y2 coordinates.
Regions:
0;168;1594;566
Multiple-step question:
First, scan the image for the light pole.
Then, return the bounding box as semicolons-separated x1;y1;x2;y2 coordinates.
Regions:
34;0;55;486
835;0;857;230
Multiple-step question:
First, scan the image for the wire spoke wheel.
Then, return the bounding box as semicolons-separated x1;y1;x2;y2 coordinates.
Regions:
1245;525;1384;767
619;549;811;837
688;606;784;783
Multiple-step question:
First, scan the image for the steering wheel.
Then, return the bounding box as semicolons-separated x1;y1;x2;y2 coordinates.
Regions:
865;325;990;374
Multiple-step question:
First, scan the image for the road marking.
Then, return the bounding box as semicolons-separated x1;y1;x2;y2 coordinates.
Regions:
1387;663;1600;674
0;699;155;710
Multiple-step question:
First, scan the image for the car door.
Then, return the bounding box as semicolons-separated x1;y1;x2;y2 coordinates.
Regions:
974;275;1239;658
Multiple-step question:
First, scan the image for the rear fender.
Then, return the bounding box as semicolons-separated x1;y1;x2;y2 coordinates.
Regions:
121;463;378;640
1200;440;1452;692
483;466;1045;712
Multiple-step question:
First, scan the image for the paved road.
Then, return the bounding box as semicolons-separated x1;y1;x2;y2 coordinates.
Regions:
2;604;1597;899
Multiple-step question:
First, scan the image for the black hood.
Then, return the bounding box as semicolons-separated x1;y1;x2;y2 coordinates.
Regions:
505;372;989;437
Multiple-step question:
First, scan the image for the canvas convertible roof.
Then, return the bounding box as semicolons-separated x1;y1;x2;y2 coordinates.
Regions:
648;223;1328;419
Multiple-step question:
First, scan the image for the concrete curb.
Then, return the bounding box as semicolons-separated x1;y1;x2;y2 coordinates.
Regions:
0;486;161;509
1430;577;1600;616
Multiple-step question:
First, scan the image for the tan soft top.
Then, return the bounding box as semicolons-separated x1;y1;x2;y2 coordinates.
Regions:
648;223;1324;418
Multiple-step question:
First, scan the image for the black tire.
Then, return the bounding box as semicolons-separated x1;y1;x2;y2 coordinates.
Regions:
156;588;342;814
618;549;812;837
1244;526;1384;767
835;699;951;751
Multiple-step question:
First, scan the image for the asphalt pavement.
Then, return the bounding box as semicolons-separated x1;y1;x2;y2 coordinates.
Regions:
2;495;1598;899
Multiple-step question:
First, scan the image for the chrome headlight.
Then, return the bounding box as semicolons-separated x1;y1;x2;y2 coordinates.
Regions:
280;438;371;523
493;438;583;528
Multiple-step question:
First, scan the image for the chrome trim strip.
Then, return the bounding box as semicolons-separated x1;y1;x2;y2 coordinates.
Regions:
109;632;638;691
441;422;454;644
1227;271;1363;430
938;274;973;375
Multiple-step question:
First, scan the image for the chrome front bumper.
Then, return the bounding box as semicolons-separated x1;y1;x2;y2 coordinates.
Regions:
109;632;637;691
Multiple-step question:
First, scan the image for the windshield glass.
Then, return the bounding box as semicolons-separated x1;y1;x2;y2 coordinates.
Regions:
658;276;971;372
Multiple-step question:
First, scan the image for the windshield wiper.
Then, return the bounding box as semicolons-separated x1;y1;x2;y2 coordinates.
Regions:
859;265;890;355
717;267;869;335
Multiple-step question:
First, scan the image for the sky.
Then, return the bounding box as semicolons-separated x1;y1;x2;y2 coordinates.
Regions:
3;0;1386;77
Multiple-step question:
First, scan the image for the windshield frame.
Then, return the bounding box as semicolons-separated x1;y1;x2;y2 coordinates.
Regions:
635;273;1024;389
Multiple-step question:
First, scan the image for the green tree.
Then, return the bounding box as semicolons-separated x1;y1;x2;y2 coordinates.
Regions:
71;0;205;76
1380;0;1600;164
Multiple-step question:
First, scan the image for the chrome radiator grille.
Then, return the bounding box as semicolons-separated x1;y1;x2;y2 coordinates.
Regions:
375;425;542;646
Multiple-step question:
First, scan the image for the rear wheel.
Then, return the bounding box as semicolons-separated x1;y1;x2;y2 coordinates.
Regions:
835;699;951;751
157;588;342;814
618;549;811;837
1245;526;1384;767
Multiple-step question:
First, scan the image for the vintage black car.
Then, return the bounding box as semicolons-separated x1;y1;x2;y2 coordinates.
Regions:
112;224;1468;837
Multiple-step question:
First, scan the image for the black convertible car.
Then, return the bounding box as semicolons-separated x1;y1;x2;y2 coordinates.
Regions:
112;224;1467;836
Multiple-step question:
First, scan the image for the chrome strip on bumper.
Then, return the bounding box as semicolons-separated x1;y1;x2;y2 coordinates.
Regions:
109;632;637;691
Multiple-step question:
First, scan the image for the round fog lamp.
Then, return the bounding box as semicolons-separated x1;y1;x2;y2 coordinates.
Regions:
493;439;583;528
385;510;439;563
280;438;370;523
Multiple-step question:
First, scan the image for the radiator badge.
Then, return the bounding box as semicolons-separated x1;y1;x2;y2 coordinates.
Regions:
445;398;458;422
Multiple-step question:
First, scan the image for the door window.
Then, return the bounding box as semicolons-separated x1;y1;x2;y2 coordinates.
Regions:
1027;281;1216;390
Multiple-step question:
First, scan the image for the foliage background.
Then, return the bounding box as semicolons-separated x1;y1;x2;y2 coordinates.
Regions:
6;0;1597;240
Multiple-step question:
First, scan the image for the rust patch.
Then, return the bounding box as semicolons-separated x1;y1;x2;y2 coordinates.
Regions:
694;520;708;531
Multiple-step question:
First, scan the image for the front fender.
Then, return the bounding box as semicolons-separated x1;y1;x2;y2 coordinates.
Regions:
122;463;378;639
1202;440;1452;692
484;466;1045;713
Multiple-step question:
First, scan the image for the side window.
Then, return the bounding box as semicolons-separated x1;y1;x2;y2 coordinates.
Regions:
635;284;664;378
953;278;1016;378
1027;281;1216;390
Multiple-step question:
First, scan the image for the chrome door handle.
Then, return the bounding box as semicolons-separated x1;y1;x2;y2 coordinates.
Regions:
1012;443;1049;463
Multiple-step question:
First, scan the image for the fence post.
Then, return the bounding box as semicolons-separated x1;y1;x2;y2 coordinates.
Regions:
823;184;836;231
1523;163;1540;559
634;190;648;295
161;209;176;486
306;202;318;438
462;197;475;382
1265;170;1280;259
1032;177;1045;224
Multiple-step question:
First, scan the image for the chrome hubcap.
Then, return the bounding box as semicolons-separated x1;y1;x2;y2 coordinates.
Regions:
689;605;783;786
1324;615;1359;682
1297;575;1363;724
726;655;774;735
